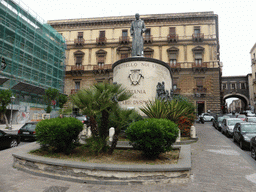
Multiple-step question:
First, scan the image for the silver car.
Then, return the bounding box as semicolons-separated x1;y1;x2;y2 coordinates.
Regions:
221;118;243;137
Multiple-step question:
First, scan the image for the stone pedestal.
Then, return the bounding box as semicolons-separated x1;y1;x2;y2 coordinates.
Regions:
113;57;172;114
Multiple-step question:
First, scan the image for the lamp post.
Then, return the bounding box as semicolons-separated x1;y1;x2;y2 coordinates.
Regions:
9;95;15;130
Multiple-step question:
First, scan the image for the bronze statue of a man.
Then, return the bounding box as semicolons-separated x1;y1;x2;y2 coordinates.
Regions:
130;13;146;56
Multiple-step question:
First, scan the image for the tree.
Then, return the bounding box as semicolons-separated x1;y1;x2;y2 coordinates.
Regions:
43;88;59;113
70;82;133;153
0;89;13;127
58;94;68;114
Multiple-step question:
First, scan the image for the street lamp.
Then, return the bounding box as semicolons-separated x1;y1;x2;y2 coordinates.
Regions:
9;95;15;130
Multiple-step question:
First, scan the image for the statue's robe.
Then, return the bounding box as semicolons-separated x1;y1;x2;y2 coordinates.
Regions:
130;19;146;56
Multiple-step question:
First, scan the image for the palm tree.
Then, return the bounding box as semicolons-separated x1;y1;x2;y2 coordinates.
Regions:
70;82;132;152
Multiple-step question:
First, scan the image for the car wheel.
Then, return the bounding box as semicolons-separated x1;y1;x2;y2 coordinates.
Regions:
251;148;256;160
240;141;244;150
9;139;18;148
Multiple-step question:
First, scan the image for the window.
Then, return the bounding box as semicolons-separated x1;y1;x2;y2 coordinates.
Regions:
194;26;200;35
99;31;105;38
121;53;128;59
75;81;80;90
78;32;83;39
173;78;178;90
240;82;246;89
195;53;202;65
122;30;128;37
98;56;104;67
145;28;151;36
222;83;227;90
96;49;107;65
76;56;82;66
169;53;177;65
231;83;236;89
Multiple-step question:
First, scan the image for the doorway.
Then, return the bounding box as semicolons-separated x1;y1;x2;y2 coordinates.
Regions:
197;101;205;116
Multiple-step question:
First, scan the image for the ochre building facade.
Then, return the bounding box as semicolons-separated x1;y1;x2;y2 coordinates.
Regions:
48;11;222;115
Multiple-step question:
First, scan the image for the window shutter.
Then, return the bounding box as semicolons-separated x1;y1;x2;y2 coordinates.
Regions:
170;53;176;59
98;56;104;63
76;56;82;64
195;53;202;59
78;32;83;38
99;31;105;37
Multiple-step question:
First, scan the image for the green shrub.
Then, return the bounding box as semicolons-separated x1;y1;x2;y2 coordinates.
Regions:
126;118;179;159
35;117;83;154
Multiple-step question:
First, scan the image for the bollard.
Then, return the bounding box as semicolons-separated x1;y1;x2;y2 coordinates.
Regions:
109;127;115;142
190;125;196;138
176;129;181;142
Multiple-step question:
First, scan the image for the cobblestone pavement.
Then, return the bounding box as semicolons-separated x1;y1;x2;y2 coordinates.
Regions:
1;123;256;191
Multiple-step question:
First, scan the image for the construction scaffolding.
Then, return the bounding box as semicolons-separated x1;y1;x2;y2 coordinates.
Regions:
0;0;66;107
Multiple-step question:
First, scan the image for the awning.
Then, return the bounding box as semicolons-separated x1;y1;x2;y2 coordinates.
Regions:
11;82;46;95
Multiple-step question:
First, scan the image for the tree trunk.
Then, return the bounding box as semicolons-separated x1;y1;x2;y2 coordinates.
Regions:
89;116;98;137
108;129;120;155
4;114;9;128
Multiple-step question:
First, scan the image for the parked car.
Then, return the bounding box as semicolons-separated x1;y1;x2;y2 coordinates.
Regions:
236;114;246;121
245;117;256;123
250;136;256;160
0;130;20;149
75;115;89;125
200;113;214;122
17;122;38;141
213;116;226;131
220;118;243;137
233;122;256;149
246;111;256;117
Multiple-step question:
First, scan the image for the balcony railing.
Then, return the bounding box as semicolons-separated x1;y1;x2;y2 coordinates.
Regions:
93;64;112;70
169;63;181;68
71;65;84;71
71;89;79;94
119;36;130;44
167;34;178;42
96;37;107;45
192;33;204;42
74;38;85;46
192;62;207;68
144;35;153;43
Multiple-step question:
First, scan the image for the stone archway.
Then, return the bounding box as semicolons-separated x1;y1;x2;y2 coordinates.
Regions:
223;93;249;112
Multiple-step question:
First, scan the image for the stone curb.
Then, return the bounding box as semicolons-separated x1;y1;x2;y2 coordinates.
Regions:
12;143;191;184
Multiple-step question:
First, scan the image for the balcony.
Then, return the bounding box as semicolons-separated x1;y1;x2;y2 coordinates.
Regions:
119;36;130;44
167;34;178;42
74;38;85;46
96;37;107;45
93;64;112;74
192;62;207;73
71;65;84;76
144;35;153;43
71;89;79;95
173;88;180;95
192;33;204;42
193;87;207;97
168;63;181;73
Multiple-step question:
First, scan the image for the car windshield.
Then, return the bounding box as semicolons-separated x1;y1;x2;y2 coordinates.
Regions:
228;119;243;126
241;124;256;133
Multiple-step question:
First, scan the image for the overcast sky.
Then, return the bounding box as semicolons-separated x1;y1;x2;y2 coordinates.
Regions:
17;0;256;77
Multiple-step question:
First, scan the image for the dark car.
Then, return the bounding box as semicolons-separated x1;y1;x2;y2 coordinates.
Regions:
75;115;89;125
17;122;38;141
233;122;256;150
213;116;228;131
0;130;20;149
250;136;256;160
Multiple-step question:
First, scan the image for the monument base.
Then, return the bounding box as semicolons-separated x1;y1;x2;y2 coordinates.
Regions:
112;57;173;114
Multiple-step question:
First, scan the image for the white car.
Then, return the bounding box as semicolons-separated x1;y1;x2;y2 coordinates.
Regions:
200;113;214;122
